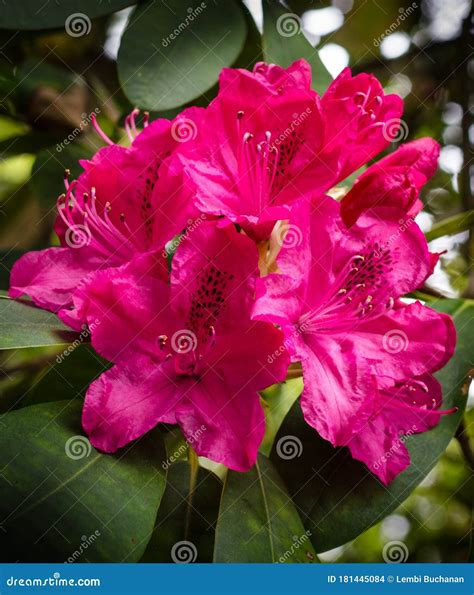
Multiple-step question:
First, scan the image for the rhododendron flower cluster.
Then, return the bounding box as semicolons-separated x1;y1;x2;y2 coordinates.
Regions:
10;60;456;485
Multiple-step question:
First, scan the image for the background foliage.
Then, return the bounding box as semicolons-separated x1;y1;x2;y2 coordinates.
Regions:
0;0;472;563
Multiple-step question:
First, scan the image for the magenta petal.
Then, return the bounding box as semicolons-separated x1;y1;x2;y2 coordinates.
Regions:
83;358;180;452
348;413;411;485
299;335;374;446
175;370;265;472
353;301;456;380
9;247;104;313
171;221;259;331
61;252;171;363
348;374;446;484
341;138;440;226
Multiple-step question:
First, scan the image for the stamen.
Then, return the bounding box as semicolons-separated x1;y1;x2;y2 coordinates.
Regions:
90;113;114;146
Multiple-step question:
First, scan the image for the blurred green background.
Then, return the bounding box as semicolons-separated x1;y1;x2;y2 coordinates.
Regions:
0;0;472;563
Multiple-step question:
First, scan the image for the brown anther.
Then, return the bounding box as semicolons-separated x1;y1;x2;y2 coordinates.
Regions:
120;213;126;223
237;110;244;119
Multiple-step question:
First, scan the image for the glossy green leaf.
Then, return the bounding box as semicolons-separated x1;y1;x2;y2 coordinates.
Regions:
262;0;332;96
214;454;318;563
118;0;247;110
22;344;110;408
0;1;135;30
271;298;471;552
0;400;167;561
0;292;77;350
141;461;222;562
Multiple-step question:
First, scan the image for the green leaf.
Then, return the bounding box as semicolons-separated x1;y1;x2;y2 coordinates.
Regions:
425;211;474;242
0;1;135;30
141;461;222;562
262;0;332;96
23;345;110;408
214;454;318;562
0;292;77;350
271;298;471;552
260;378;303;456
118;0;247;110
0;400;167;561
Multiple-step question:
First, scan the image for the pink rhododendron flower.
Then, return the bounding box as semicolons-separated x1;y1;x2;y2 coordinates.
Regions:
173;60;336;241
62;222;289;471
340;138;440;227
254;196;455;453
9;109;201;323
173;61;406;241
8;58;457;484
